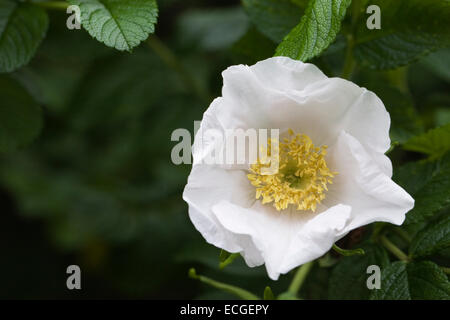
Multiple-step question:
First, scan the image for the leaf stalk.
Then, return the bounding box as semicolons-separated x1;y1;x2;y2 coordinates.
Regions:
287;261;314;296
380;235;410;262
188;268;260;300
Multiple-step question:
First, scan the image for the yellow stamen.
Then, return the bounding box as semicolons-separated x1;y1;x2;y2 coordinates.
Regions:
247;130;336;212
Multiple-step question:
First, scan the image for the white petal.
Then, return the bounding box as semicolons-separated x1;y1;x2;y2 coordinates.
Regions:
247;56;328;92
182;164;255;253
212;200;352;280
191;98;226;166
216;57;392;175
285;80;392;176
326;131;414;231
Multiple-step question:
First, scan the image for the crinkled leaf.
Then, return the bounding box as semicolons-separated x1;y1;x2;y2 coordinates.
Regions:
370;261;409;300
275;0;351;61
355;0;450;70
69;0;158;51
410;215;450;258
371;261;450;300
0;0;48;72
394;153;450;224
242;0;305;43
329;243;389;299
393;160;436;196
0;75;43;152
403;124;450;159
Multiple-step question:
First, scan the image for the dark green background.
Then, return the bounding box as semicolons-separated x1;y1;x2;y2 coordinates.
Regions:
0;0;448;299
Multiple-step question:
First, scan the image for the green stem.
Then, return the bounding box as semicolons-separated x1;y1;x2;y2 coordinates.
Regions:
351;0;362;26
391;227;412;243
263;286;275;300
371;222;387;241
341;35;355;79
34;1;69;10
287;261;314;296
147;35;211;104
188;268;260;300
219;252;239;269
380;235;409;262
341;0;362;79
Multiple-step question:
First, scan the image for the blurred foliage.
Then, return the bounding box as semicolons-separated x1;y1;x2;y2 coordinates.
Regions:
0;0;449;299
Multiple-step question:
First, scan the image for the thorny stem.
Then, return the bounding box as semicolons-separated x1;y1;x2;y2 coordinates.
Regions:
380;235;410;262
288;261;314;296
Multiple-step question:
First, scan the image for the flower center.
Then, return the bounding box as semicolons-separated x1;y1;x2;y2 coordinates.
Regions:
247;129;336;212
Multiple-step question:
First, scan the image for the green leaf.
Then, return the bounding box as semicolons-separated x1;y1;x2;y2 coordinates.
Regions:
370;262;409;300
371;261;450;300
371;86;423;144
0;75;43;152
242;0;305;43
0;0;49;72
355;0;450;70
403;124;450;159
69;0;158;51
422;48;450;83
275;0;351;61
393;160;436;196
329;243;390;299
410;215;450;259
394;154;450;224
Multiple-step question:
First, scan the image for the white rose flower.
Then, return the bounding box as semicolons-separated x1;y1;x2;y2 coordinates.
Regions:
183;56;414;280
